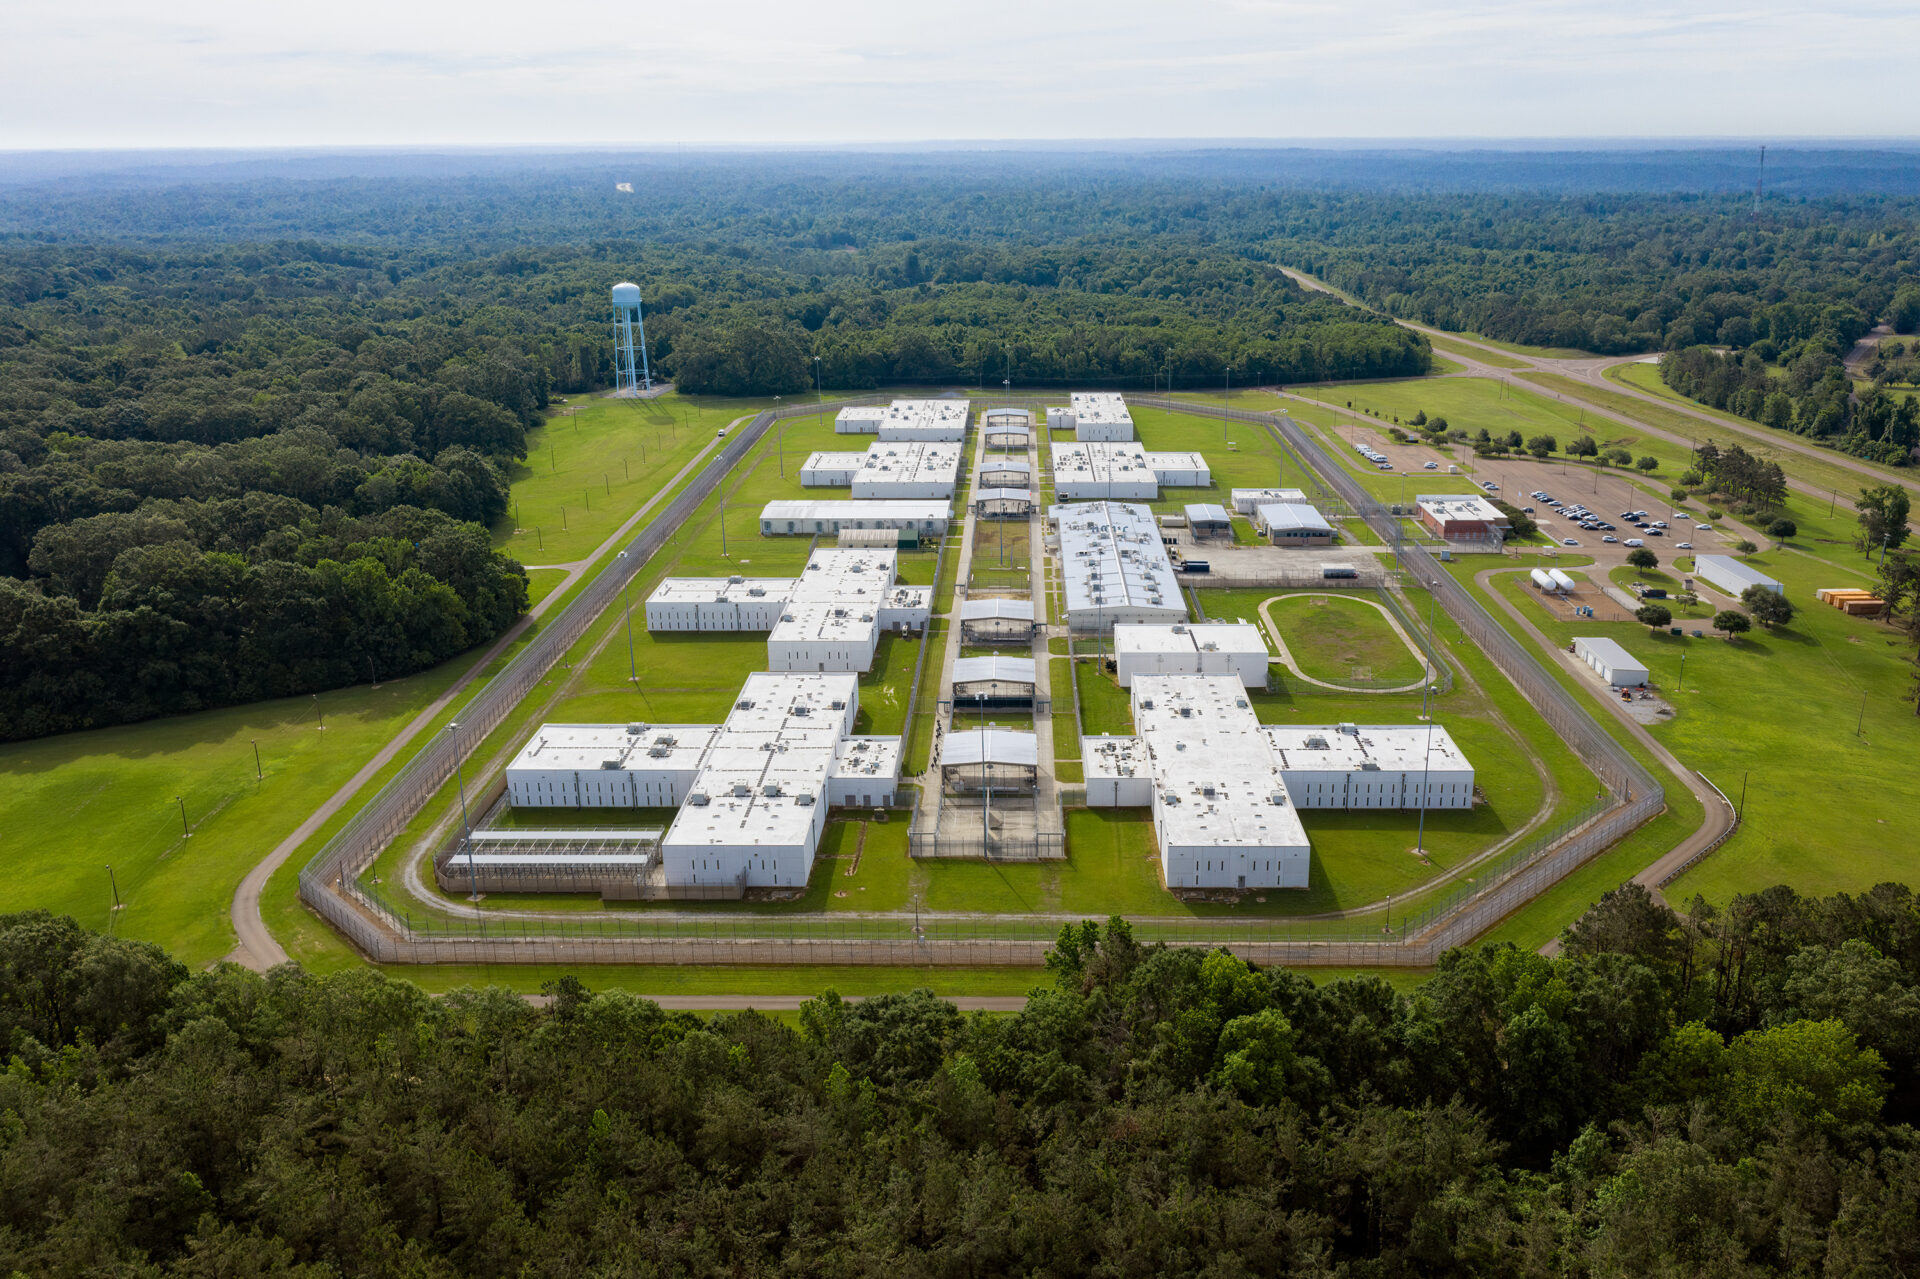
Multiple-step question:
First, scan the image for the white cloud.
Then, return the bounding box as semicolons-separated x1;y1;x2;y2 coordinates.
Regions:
2;0;1914;146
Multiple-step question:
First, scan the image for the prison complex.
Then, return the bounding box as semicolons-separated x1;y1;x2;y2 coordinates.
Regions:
1053;500;1187;632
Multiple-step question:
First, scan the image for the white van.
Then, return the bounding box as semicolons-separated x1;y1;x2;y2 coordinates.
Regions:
1624;538;1644;547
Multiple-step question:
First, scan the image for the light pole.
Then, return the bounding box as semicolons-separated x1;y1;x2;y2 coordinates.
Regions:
1415;683;1438;856
1223;366;1232;441
176;795;189;838
618;550;637;681
448;722;477;899
813;355;822;401
251;739;262;781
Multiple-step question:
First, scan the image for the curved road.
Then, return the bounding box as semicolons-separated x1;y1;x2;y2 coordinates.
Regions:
225;425;738;971
1278;267;1920;517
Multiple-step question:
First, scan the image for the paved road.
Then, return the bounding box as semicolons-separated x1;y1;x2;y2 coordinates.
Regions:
1279;267;1920;517
224;425;736;971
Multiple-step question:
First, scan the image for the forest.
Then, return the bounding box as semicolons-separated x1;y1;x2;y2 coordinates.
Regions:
6;882;1920;1276
5;155;1918;737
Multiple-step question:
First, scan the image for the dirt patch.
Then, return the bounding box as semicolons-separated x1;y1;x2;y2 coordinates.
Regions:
844;823;868;877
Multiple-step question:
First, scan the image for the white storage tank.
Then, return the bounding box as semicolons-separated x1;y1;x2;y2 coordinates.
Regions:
1548;569;1577;594
611;281;642;310
1530;568;1555;592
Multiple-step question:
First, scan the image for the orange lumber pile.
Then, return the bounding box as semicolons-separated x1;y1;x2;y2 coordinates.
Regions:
1816;588;1885;617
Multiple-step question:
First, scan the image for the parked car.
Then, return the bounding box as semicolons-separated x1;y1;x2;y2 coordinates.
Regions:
1676;542;1692;549
1625;538;1644;547
1602;535;1618;543
1563;538;1579;546
1424;461;1438;469
1697;523;1712;530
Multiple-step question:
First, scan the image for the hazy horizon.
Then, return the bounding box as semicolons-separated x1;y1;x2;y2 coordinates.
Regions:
10;0;1918;150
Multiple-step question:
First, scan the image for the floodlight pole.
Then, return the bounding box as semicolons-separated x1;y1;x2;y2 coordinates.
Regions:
1224;367;1232;441
1415;686;1437;855
106;865;121;911
775;396;783;476
618;551;636;681
251;739;262;781
176;795;189;838
813;356;822;401
449;722;477;899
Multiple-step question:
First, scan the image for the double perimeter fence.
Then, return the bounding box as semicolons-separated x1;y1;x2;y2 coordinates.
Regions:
300;393;1663;967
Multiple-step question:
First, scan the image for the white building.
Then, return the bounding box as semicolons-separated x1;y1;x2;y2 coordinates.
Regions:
1573;636;1650;687
1694;554;1783;598
1231;487;1308;515
1254;502;1335;546
834;399;969;440
1055;392;1136;441
799;441;962;499
645;548;930;672
759;500;951;537
1113;623;1270;687
504;672;902;894
1053;501;1188;633
834;404;888;434
1083;675;1475;891
877;398;970;441
1051;443;1212;500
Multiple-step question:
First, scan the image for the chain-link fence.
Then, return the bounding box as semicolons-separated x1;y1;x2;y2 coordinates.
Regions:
300;393;1662;968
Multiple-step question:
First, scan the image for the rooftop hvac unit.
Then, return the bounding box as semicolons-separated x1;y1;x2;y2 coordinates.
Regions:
793;705;809;716
688;793;710;806
763;784;782;797
732;784;752;797
830;700;847;710
1202;786;1217;798
600;759;622;770
796;794;816;807
625;723;646;735
1270;793;1288;805
747;587;766;597
1339;723;1359;735
1179;707;1192;718
1361;761;1381;771
648;746;670;758
729;575;745;584
737;699;755;710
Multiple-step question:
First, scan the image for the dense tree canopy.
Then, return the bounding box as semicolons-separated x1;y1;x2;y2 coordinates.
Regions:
5;883;1920;1275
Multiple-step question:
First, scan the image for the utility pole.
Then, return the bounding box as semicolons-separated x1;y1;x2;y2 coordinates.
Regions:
1858;690;1868;736
252;739;262;781
1737;770;1749;822
106;865;122;911
176;795;189;838
776;395;784;476
720;504;728;557
1223;367;1232;441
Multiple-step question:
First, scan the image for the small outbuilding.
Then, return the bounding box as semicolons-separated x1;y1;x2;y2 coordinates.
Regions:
1695;554;1782;598
973;487;1034;520
959;598;1037;645
939;728;1039;793
1254;502;1334;546
1184;503;1233;539
1572;636;1650;688
951;655;1039;708
978;457;1032;489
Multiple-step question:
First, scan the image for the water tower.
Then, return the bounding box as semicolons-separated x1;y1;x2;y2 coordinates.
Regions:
611;281;652;395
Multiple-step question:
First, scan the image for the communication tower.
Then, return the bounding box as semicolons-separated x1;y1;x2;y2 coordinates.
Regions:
611;281;652;395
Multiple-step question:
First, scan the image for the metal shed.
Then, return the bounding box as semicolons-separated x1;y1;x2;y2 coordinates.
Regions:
959;598;1037;645
939;727;1039;793
1184;503;1233;538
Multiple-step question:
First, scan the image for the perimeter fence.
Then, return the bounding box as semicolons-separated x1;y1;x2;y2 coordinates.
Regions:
299;393;1663;967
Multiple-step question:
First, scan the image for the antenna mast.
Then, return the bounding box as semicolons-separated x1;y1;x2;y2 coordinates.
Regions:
1752;145;1766;217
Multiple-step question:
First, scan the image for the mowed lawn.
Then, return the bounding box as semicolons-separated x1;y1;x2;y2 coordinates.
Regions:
0;663;485;967
1489;544;1920;904
1268;592;1427;684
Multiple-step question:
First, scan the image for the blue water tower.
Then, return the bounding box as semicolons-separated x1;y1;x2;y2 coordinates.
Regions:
611;281;651;394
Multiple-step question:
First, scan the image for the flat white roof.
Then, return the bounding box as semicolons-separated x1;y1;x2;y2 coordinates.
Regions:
1053;500;1184;619
1069;391;1134;424
1133;676;1306;849
1185;503;1232;524
648;548;904;616
1263;723;1470;773
1053;441;1155;486
941;727;1039;768
973;487;1034;504
1256;502;1333;533
1114;622;1266;657
1694;555;1783;592
959;598;1036;621
952;655;1038;686
1417;493;1508;524
1232;487;1307;506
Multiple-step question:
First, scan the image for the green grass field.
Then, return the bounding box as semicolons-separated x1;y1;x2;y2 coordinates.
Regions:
1424;334;1529;370
1268;593;1426;684
0;657;498;967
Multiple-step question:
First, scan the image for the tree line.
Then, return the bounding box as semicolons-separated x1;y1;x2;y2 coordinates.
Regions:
1663;346;1918;466
5;882;1920;1275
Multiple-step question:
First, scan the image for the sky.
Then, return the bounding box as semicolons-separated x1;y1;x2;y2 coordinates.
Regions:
5;0;1917;149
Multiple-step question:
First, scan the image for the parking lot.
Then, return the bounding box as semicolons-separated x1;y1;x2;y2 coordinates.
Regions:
1326;422;1739;579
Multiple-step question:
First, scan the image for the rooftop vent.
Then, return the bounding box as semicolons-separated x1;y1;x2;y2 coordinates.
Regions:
796;794;816;807
687;793;710;806
732;784;752;797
